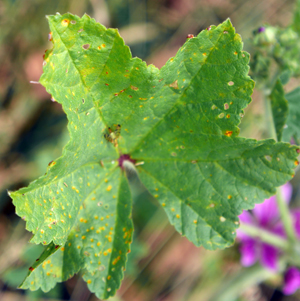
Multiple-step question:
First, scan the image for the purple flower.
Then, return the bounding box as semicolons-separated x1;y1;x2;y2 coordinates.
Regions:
236;183;293;271
258;26;265;33
283;267;300;295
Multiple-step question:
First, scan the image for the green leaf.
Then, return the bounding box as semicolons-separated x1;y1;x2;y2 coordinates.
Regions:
282;87;300;145
251;25;300;81
292;0;300;33
279;69;292;85
12;168;133;299
9;13;299;299
269;79;288;141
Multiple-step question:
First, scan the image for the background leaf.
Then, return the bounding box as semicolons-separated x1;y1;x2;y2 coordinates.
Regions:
282;87;300;145
270;79;288;141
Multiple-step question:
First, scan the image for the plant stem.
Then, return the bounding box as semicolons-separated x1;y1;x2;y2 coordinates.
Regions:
276;188;297;244
239;223;290;251
209;260;286;301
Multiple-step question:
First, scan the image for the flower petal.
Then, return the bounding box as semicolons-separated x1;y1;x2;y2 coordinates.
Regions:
260;243;279;271
237;210;255;240
253;196;279;227
281;182;293;204
292;209;300;239
239;210;254;224
239;238;258;267
283;267;300;295
252;183;292;227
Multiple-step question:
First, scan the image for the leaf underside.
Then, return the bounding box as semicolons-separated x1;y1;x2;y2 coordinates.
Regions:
10;13;298;299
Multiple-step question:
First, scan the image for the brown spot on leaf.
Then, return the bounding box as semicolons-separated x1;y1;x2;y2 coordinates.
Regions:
169;80;178;89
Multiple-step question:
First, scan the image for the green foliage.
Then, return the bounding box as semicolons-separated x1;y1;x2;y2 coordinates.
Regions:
9;13;299;299
250;24;300;87
269;79;288;141
282;87;300;145
292;0;300;33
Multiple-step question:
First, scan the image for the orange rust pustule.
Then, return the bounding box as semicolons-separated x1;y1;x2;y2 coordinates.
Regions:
48;160;56;167
187;34;194;39
48;32;53;41
225;131;233;137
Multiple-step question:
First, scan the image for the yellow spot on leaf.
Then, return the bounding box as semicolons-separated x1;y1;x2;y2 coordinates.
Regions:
62;19;69;26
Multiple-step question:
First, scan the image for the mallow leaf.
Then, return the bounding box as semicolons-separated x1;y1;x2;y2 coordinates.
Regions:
9;13;299;299
270;79;288;141
282;87;300;145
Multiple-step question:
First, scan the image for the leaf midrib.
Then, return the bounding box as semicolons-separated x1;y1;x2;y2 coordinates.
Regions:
128;27;226;155
50;16;116;136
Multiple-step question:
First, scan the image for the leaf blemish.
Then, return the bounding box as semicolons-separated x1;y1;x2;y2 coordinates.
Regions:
61;19;69;26
82;44;90;50
265;155;272;161
130;85;138;91
169;80;178;89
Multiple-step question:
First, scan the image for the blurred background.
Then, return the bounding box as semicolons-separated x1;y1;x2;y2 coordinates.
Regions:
1;0;300;300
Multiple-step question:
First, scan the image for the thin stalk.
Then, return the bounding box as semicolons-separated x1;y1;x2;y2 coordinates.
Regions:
239;223;290;251
276;188;297;244
209;259;286;301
